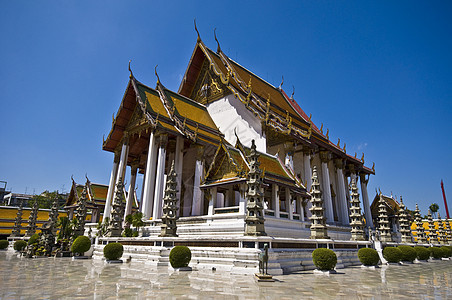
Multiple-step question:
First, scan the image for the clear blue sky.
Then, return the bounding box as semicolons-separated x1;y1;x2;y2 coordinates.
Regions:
1;1;451;217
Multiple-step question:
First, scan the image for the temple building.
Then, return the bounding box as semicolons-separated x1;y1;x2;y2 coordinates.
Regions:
64;177;132;223
101;32;375;240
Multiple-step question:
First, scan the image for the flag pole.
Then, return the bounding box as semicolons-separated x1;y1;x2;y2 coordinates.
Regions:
441;179;450;219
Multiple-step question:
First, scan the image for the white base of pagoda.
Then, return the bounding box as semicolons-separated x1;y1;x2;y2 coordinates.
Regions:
93;235;369;275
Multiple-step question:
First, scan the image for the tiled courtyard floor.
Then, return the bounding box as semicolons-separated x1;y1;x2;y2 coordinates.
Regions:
1;251;452;299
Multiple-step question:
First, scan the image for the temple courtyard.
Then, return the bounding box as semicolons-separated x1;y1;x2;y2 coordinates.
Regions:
1;251;451;299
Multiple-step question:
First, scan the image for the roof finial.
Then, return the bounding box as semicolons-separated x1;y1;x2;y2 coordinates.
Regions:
194;19;201;43
128;60;134;79
290;85;295;99
279;76;284;90
155;65;160;84
214;28;221;53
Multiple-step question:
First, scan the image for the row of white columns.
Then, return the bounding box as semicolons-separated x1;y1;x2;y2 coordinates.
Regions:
104;131;209;224
290;148;373;228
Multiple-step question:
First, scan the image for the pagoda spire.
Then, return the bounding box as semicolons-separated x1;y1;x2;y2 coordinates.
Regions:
25;200;39;237
437;213;447;244
414;204;427;244
398;197;412;243
73;187;88;237
377;193;392;242
349;178;365;241
160;161;179;237
105;180;126;237
11;200;23;237
427;210;437;244
244;140;266;236
309;166;328;239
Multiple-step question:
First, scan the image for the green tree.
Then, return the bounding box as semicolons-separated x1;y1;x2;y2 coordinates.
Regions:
429;203;439;218
31;190;66;209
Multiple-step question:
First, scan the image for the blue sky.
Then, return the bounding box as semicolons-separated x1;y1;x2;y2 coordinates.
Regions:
1;1;451;217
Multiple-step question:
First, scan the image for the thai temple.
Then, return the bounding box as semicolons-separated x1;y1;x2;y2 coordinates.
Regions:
100;28;375;245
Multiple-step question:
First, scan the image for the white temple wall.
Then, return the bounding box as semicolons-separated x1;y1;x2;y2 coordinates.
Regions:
181;147;196;216
293;151;304;182
206;94;266;152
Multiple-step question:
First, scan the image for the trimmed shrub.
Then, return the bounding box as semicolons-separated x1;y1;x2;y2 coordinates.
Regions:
440;246;452;258
383;247;402;263
358;248;380;266
103;242;124;260
429;247;443;259
414;246;430;261
0;240;9;249
169;246;192;268
312;248;337;271
397;245;417;262
28;234;39;245
71;236;91;255
14;240;27;251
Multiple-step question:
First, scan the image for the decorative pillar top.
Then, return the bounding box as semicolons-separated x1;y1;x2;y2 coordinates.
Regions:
302;147;311;156
158;133;168;148
319;151;330;163
334;158;344;170
348;164;356;175
194;144;205;161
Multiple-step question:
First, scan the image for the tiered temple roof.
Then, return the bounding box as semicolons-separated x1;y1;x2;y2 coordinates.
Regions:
179;37;375;176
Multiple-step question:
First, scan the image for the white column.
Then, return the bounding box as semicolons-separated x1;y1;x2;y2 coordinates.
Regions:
360;174;374;228
191;145;204;216
273;184;280;218
320;151;334;224
124;163;138;221
287;188;294;220
175;136;184;209
208;187;217;216
153;134;168;220
303;148;312;219
239;183;247;215
141;131;158;219
103;153;119;222
335;159;349;225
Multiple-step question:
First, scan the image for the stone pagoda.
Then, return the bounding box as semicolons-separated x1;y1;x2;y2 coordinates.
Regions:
11;200;23;237
377;193;392;242
444;217;452;243
105;180;125;237
427;210;437;244
437;213;447;244
398;197;412;243
73;187;88;237
25;201;39;237
309;166;328;239
160;161;179;237
245;140;266;236
349;178;365;241
414;204;427;244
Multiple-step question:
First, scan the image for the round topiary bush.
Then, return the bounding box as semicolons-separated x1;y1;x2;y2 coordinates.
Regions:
440;246;452;258
27;233;39;245
169;246;192;268
14;240;27;251
358;248;380;266
71;236;91;255
383;247;402;263
397;245;417;262
414;246;430;261
103;242;124;261
429;247;443;259
0;240;9;250
312;248;337;271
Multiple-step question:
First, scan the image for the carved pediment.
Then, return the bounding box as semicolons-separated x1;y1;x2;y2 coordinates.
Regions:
191;59;229;104
125;104;149;135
